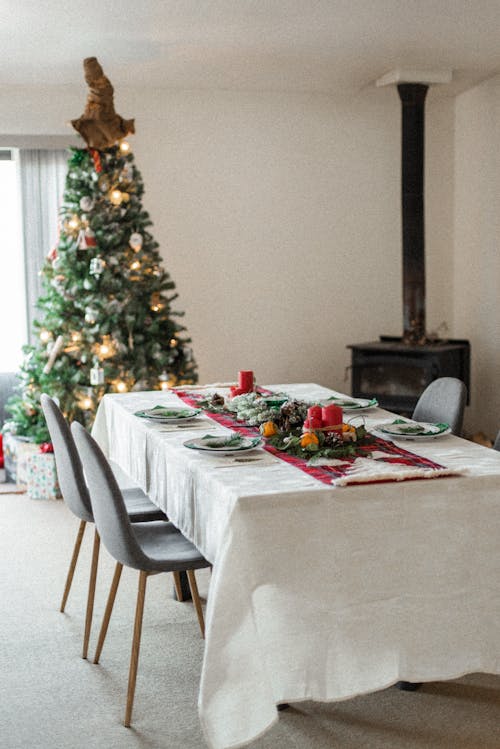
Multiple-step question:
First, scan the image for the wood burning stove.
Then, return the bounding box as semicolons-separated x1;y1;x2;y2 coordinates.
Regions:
349;336;470;414
349;79;470;414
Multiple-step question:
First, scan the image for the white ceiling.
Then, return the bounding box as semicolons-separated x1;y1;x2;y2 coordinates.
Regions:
3;0;500;97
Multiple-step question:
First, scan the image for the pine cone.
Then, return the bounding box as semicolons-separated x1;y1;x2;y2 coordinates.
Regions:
323;430;343;448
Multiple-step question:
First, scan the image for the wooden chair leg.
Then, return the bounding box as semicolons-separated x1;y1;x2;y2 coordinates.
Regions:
60;520;86;613
94;562;123;664
186;569;205;639
124;570;148;728
82;529;100;660
172;571;184;602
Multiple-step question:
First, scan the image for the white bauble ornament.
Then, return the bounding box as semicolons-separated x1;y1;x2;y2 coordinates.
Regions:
89;257;106;277
129;232;143;251
85;306;98;324
80;196;95;212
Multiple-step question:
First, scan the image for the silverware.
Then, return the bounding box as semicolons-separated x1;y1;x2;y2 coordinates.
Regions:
232;456;265;463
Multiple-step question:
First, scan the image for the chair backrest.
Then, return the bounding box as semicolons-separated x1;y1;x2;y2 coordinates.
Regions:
493;431;500;452
71;422;149;570
412;377;467;435
40;394;93;522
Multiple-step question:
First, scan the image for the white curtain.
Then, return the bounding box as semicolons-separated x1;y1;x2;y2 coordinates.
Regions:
18;149;68;341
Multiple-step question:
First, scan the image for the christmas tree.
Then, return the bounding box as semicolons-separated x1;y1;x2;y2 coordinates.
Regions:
5;60;197;443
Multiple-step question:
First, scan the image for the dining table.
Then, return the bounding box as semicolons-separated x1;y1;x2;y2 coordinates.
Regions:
92;382;500;749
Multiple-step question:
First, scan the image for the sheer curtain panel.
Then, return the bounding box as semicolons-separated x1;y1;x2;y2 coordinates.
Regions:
19;149;67;341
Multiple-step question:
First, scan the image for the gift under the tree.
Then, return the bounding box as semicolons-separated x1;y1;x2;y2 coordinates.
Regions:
3;433;39;486
25;452;61;500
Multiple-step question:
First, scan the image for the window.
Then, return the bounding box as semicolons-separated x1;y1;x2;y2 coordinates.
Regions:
0;150;26;371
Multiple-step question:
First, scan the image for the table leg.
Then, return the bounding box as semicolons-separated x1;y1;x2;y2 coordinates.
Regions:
396;681;422;691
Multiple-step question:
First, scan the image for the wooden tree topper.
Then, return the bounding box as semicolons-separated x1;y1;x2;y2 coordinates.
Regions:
71;57;135;149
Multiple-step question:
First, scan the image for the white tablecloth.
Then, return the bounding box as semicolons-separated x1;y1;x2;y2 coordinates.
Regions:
92;384;500;749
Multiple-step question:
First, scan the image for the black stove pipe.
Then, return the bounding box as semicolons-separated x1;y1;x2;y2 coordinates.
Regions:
398;83;428;344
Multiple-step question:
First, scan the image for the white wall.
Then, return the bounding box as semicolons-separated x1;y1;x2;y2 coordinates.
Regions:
454;74;500;438
0;83;454;396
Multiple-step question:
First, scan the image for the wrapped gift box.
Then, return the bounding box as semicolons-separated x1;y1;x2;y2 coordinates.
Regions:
26;452;61;500
3;433;39;486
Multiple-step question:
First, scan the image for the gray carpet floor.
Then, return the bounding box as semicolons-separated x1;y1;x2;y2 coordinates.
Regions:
1;488;499;749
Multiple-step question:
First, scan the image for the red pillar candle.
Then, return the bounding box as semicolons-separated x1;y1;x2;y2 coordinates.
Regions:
307;405;322;421
304;416;322;430
238;370;254;393
321;404;343;429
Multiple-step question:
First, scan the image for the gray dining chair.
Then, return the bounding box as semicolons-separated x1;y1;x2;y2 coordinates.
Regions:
396;375;467;694
412;377;467;435
71;421;209;727
41;394;168;660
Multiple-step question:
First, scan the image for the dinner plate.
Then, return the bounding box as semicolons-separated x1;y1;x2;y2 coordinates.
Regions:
370;420;451;440
325;396;379;411
134;405;201;423
183;434;263;455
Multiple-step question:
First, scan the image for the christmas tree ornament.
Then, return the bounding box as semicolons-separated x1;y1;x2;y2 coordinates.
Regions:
71;58;135;150
77;227;98;250
85;306;98;324
47;246;57;262
121;162;133;181
79;195;95;212
129;232;143;251
121;192;130;202
90;359;105;385
89;256;106;277
43;335;65;374
99;175;110;192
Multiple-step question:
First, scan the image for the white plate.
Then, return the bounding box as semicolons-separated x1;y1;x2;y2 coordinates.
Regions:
134;406;201;423
183;435;263;455
370;421;451;440
325;396;378;411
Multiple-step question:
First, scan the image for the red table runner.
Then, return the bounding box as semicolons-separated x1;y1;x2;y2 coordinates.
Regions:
176;390;447;486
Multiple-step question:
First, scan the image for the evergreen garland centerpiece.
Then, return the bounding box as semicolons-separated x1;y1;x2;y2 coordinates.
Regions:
5;58;197;443
197;391;369;461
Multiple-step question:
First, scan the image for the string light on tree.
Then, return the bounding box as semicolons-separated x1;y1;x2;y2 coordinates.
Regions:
113;379;128;393
67;215;80;231
119;140;131;154
158;372;169;391
97;335;115;359
109;188;123;205
77;388;94;411
40;330;52;343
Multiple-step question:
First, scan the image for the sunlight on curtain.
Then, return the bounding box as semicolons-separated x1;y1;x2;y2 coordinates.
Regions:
18;148;67;342
0;152;25;371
